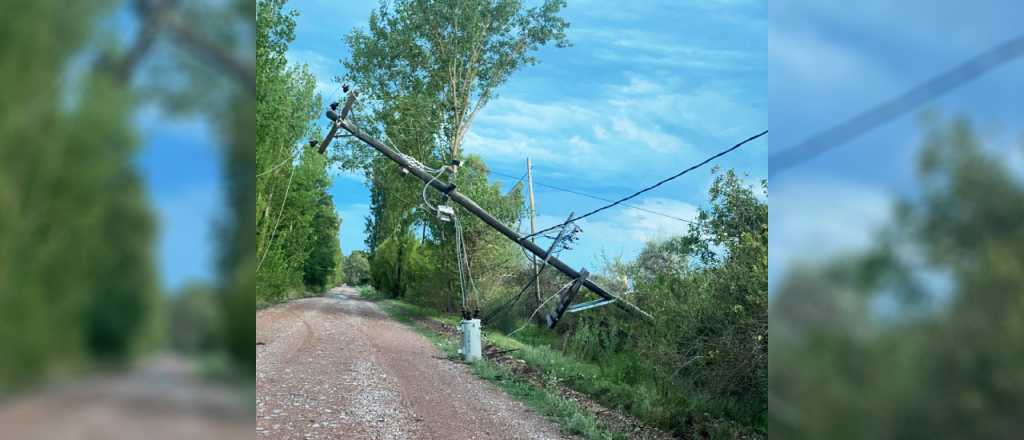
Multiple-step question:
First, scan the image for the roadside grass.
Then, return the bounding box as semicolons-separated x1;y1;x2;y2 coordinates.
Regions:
430;314;673;432
372;297;760;438
376;299;625;440
355;284;388;300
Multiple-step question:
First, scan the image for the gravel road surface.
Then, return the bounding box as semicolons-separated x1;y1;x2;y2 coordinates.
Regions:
256;286;571;440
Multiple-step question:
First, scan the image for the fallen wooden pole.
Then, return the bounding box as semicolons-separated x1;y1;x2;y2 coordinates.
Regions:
321;91;654;324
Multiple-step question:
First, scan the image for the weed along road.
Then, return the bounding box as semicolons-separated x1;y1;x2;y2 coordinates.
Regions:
256;286;570;439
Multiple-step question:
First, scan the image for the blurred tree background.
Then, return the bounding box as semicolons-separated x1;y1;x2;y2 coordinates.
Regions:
770;116;1024;438
0;0;255;390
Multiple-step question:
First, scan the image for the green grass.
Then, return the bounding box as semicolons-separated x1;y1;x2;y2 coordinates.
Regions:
483;330;668;428
376;299;625;440
374;297;762;438
355;284;388;301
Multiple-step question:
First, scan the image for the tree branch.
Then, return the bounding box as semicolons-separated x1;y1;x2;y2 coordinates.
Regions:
164;15;256;91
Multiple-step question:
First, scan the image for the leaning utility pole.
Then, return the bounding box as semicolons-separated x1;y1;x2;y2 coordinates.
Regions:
320;91;654;325
526;158;542;310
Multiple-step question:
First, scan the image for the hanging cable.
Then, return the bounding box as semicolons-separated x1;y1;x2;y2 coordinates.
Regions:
453;215;481;315
482;218;572;324
257;117;318;274
524;129;766;239
454;217;468;312
487;169;697;225
421;167;448;214
508;279;576;337
769;32;1024;175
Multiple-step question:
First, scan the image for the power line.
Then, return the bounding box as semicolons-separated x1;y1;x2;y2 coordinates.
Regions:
769;32;1024;175
487;169;697;225
524;130;767;239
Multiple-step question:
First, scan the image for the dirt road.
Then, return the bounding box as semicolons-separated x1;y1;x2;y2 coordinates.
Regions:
0;356;252;440
256;286;570;440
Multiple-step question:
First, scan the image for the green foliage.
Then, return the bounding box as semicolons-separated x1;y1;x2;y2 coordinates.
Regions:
377;300;622;440
344;251;372;285
367;168;766;437
555;169;768;434
370;231;431;298
337;0;564;314
303;197;342;292
642;169;768;417
341;0;570;161
256;0;341;303
0;0;159;387
770;116;1024;439
168;284;220;354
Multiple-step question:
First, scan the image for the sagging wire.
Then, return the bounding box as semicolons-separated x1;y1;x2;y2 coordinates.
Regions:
482;219;574;324
421;166;449;214
454;214;482;316
544;221;582;254
508;279;576;337
257;114;319;274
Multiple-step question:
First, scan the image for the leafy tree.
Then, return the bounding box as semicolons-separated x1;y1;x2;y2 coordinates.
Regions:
332;0;567;310
304;197;342;292
342;0;570;161
370;231;430;298
640;169;767;424
129;0;258;374
256;0;340;303
562;169;768;436
770;116;1024;439
344;251;372;285
168;283;220;354
0;0;159;387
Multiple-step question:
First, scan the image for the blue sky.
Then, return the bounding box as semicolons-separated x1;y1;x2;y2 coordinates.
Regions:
112;4;223;293
769;1;1024;292
135;107;222;292
286;0;768;271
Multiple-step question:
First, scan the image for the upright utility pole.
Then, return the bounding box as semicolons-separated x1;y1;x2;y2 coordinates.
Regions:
526;158;541;309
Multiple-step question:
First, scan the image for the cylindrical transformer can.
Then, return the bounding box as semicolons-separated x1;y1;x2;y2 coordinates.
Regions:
460;319;482;362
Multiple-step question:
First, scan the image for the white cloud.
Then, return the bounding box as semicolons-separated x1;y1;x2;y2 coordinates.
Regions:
476;98;597;132
567;135;596;155
610;117;686;153
769;178;892;291
286;48;342;100
609;83;763;141
542;198;697;248
619;74;660;95
770;27;895;109
461;130;561;163
573;27;762;72
615;198;699;241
